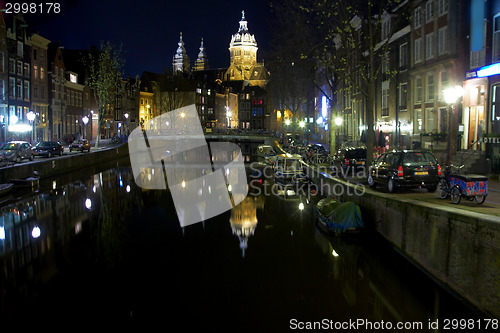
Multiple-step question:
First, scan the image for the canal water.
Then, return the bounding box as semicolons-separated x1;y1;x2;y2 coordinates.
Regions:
0;158;485;330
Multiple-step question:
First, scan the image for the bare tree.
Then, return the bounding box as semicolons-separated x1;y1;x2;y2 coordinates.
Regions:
273;0;407;164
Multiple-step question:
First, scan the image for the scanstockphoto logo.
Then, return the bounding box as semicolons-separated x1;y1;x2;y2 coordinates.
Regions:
128;105;248;227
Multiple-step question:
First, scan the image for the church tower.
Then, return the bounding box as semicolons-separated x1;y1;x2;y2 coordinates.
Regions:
193;38;209;71
172;32;190;74
226;11;268;87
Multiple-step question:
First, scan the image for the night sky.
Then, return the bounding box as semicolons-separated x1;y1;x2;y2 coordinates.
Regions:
6;0;274;77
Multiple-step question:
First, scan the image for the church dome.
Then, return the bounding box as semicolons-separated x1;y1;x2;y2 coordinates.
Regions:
229;10;257;49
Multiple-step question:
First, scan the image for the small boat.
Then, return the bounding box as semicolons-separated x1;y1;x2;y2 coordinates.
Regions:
0;183;14;196
316;197;364;235
256;144;277;165
273;153;305;185
11;176;40;189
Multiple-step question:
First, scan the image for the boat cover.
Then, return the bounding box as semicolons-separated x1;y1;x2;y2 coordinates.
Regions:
317;199;364;235
317;196;341;217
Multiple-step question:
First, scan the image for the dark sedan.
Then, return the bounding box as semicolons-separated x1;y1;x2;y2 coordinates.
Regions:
367;150;441;193
340;147;367;173
32;141;64;157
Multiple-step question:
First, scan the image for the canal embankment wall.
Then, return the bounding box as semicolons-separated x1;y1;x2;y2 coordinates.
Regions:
0;143;129;182
305;166;500;319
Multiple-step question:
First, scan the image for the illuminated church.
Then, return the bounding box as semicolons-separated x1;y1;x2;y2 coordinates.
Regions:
165;10;269;130
171;10;268;87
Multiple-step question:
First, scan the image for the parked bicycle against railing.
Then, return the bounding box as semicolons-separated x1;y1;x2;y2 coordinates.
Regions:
437;164;487;204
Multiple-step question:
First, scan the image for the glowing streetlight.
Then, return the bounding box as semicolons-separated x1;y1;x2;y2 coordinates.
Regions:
335;117;343;126
82;115;89;139
299;121;305;128
285;119;291;126
31;226;41;238
443;85;464;164
444;86;464;104
27;111;35;141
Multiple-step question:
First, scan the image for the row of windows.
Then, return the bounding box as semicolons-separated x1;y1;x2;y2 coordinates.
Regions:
380;70;449;116
66;90;83;107
239;108;263;119
7;77;30;101
414;0;448;28
414;27;448;63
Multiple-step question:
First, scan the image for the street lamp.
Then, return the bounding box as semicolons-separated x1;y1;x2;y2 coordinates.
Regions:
26;111;35;142
124;112;129;135
444;85;464;165
226;107;232;128
82;115;89;139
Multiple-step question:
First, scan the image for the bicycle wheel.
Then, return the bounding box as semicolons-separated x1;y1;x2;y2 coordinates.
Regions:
475;195;486;204
450;186;461;204
437;179;449;199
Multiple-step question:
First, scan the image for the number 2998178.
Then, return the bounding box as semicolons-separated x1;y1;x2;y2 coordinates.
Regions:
4;3;61;14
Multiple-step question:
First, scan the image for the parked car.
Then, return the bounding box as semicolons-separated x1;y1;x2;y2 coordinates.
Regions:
0;141;33;162
340;147;367;173
306;143;327;155
32;141;64;157
367;150;441;193
69;139;91;152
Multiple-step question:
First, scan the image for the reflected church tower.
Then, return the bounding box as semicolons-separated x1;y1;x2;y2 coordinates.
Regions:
229;194;264;257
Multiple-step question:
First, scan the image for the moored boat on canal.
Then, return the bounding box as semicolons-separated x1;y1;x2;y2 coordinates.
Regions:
273;153;306;185
0;183;14;196
316;196;364;236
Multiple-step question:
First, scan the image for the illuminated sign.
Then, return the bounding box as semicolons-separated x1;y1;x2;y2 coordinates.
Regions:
321;96;327;118
482;136;500;144
477;63;500;78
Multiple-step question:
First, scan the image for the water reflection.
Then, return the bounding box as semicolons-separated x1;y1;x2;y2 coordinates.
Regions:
229;193;264;257
0;162;483;326
0;163;143;320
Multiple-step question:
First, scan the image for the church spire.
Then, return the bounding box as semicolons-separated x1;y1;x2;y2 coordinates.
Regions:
194;38;209;71
172;32;190;74
238;10;248;32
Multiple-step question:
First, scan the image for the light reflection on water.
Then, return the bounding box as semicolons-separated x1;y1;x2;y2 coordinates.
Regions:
0;161;482;328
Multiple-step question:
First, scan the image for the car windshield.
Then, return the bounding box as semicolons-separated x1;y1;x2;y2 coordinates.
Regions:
403;152;437;165
345;149;366;159
1;143;18;150
36;142;51;147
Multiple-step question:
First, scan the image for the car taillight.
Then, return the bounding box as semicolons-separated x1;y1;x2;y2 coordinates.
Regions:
397;165;403;177
345;158;349;165
438;165;441;176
